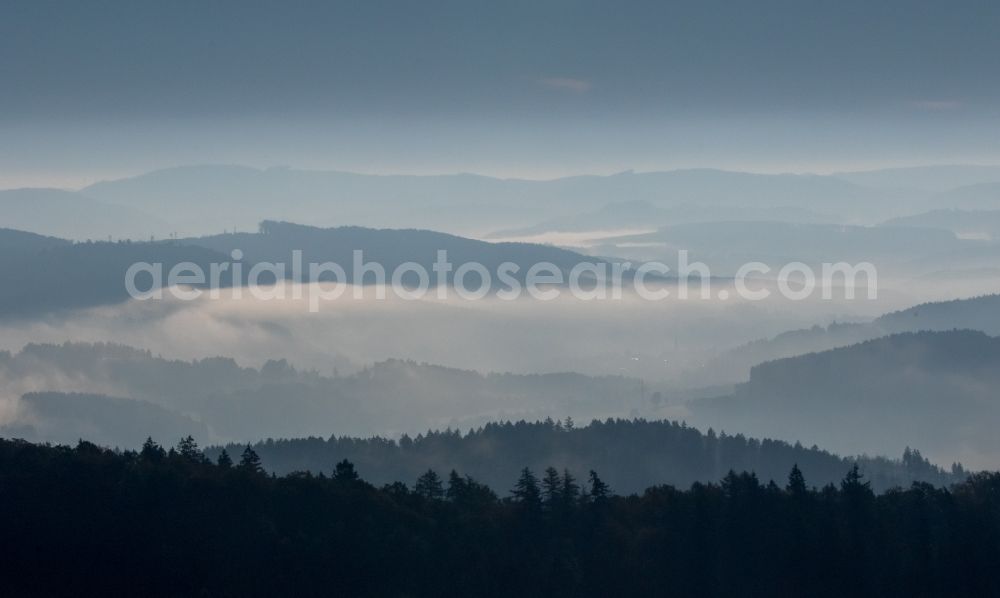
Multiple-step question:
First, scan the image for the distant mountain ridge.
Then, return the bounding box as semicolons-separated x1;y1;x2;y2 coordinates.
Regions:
0;222;612;318
832;164;1000;192
875;293;1000;332
693;293;1000;384
5;162;1000;241
881;208;1000;239
39;164;973;237
184;220;604;285
932;182;1000;210
0;229;231;318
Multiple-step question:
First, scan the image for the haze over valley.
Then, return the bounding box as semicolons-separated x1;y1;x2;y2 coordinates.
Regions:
3;166;1000;472
4;2;1000;593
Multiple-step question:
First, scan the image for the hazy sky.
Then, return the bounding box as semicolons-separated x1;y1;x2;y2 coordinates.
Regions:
3;0;1000;186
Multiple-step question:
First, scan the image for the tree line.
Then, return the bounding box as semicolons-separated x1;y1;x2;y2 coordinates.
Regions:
1;436;997;597
213;417;962;494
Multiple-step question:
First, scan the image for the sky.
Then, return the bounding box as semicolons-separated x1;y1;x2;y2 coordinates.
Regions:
3;0;1000;187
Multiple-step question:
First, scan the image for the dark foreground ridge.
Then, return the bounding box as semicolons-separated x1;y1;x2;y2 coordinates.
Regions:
2;436;998;597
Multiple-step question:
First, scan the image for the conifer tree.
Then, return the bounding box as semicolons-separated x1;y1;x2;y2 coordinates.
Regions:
333;459;359;482
512;467;542;510
415;469;444;500
238;445;264;474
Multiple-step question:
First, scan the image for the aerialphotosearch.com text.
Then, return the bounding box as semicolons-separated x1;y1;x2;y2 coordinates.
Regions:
125;249;878;312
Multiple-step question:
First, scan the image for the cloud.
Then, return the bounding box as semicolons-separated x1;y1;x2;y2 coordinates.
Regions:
538;77;592;93
0;281;851;383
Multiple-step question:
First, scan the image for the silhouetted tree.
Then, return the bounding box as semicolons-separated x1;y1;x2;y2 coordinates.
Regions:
415;469;444;500
841;463;872;497
446;470;497;506
787;464;807;496
333;459;359;482
0;437;993;598
588;470;610;501
140;436;166;462
446;470;466;501
216;449;233;469
238;445;264;474
176;436;206;464
542;467;562;507
512;467;542;510
561;469;580;507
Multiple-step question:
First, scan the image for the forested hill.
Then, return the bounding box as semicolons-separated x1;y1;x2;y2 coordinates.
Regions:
184;220;602;284
0;343;646;443
0;232;231;318
1;436;997;597
0;227;69;252
690;330;1000;467
875;293;1000;334
3;342;963;492
0;221;618;318
698;292;1000;384
208;418;960;494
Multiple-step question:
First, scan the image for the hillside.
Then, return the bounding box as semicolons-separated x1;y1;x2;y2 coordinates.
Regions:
876;293;1000;333
0;221;617;318
0;227;70;253
689;330;1000;467
184;220;603;285
694;293;1000;384
933;182;1000;210
833;165;1000;192
8;392;210;448
211;418;958;494
0;342;647;443
882;209;1000;239
0;236;231;318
